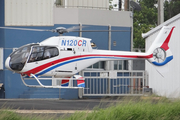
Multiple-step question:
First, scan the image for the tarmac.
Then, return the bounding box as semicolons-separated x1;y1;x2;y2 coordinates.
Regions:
0;98;122;117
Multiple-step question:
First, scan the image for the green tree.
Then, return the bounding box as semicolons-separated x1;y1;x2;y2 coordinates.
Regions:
133;0;180;49
133;0;157;48
109;0;117;10
164;0;180;21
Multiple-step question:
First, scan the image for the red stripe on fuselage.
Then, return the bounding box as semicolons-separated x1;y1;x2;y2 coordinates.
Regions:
22;54;153;76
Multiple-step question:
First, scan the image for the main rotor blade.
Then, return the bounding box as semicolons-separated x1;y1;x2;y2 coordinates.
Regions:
0;27;52;32
72;30;130;32
0;26;131;33
67;26;81;31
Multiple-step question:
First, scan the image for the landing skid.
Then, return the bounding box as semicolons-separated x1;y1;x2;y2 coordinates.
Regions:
20;74;82;88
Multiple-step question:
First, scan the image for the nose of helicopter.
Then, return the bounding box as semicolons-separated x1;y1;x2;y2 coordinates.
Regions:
5;57;11;71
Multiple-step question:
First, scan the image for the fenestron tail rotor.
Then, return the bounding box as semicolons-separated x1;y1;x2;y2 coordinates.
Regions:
153;47;166;63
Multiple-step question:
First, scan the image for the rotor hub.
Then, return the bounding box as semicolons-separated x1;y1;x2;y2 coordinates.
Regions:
55;27;68;35
157;53;162;58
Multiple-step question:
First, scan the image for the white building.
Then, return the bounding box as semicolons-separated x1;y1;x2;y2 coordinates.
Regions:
143;14;180;98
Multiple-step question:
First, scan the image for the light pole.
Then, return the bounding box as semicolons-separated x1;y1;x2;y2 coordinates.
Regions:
158;0;164;25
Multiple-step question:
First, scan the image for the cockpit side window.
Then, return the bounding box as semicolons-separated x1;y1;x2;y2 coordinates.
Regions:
28;46;44;62
43;47;59;59
28;46;59;63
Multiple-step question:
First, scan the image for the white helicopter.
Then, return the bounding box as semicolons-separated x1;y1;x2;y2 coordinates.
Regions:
1;26;175;88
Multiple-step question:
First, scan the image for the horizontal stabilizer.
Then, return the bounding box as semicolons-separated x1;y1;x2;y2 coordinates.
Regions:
61;78;69;86
74;75;85;87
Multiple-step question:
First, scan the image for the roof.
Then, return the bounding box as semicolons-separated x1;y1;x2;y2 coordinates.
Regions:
142;13;180;38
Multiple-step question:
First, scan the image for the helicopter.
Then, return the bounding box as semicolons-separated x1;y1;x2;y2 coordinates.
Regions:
0;26;175;88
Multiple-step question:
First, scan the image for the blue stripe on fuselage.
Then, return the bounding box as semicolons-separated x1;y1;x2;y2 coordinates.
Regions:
35;56;129;76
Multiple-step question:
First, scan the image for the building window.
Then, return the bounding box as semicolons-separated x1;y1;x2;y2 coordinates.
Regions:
55;0;63;7
88;61;105;69
113;41;116;46
114;60;128;70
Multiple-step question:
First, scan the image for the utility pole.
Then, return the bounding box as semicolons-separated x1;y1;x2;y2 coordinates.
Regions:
119;0;122;11
158;0;164;25
124;0;129;11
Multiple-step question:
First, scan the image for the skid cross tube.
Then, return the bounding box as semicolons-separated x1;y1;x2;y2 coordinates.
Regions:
20;74;83;88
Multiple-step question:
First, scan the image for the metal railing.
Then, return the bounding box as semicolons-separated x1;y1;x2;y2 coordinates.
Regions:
55;0;108;10
54;0;127;11
55;5;110;10
82;70;148;96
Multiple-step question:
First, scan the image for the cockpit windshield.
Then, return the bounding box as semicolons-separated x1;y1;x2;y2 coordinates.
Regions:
9;44;36;71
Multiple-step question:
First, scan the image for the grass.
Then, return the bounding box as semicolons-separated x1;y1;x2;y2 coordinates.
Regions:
0;109;58;120
1;96;180;120
65;96;180;120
